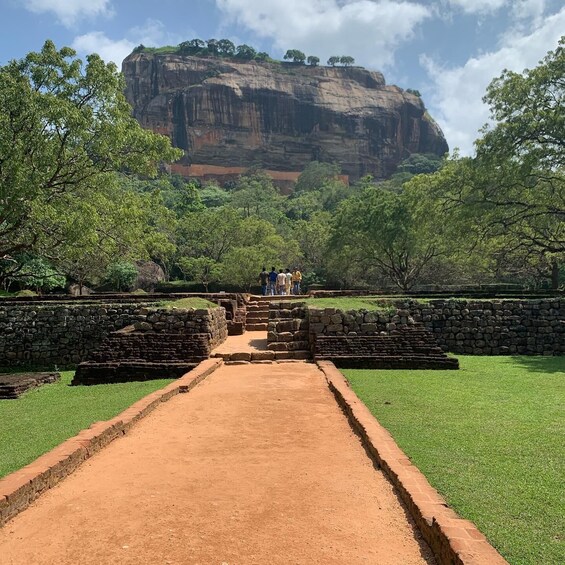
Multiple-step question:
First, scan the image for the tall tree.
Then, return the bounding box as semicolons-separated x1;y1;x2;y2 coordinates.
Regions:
330;186;443;290
0;40;182;262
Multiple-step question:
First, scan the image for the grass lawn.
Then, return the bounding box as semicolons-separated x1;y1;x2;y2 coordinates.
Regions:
343;356;565;565
157;297;219;309
301;296;404;312
0;372;174;479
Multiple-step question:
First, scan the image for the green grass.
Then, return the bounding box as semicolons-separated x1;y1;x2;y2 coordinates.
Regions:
343;356;565;565
156;297;219;310
302;296;404;312
0;372;174;478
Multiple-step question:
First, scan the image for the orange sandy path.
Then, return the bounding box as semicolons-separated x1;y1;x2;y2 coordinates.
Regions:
0;363;434;564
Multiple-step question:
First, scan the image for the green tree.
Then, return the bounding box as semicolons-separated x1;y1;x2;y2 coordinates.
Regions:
294;161;341;193
4;255;65;293
307;56;320;66
177;256;221;292
284;49;306;64
0;40;182;261
255;51;270;62
231;170;283;220
206;39;219;55
176;208;245;263
235;44;257;60
340;56;355;66
50;175;176;291
330;186;443;290
217;39;236;57
105;261;138;292
179;39;206;53
327;56;340;67
412;39;565;289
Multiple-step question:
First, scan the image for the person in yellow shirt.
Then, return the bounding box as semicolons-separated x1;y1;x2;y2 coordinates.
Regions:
291;268;302;295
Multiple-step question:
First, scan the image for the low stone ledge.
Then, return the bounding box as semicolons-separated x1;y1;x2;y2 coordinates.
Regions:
0;372;60;399
317;360;507;565
0;358;222;528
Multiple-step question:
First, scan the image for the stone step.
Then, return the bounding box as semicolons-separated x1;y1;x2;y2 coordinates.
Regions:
246;323;268;331
246;311;269;319
214;350;312;362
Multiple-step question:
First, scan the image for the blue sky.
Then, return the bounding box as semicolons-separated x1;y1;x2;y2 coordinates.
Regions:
1;0;564;155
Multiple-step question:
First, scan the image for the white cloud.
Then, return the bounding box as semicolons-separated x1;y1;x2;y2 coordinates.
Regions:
216;0;431;68
443;0;507;15
422;7;565;155
72;19;182;67
72;32;134;67
511;0;546;22
23;0;113;27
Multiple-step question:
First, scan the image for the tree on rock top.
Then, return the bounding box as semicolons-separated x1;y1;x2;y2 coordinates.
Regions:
284;49;306;64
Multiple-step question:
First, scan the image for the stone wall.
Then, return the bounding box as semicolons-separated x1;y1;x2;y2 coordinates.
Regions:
266;302;311;359
308;299;564;355
0;302;227;368
313;329;459;369
410;299;563;355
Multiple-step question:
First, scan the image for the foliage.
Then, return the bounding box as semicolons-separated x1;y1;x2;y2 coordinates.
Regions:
3;255;65;292
235;44;257;60
307;56;320;66
330;186;444;290
177;256;221;292
198;182;231;208
406;88;421;97
230;170;283;220
345;356;565;565
340;55;355;66
104;261;138;291
327;56;340;67
283;49;306;64
294;161;341;193
402;38;565;290
0;372;174;478
0;40;181;264
396;153;443;176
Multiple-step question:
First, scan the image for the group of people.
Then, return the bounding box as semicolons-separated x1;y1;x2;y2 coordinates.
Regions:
258;267;302;296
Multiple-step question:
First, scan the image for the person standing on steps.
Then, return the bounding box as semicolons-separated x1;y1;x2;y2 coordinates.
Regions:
276;269;286;295
268;267;278;295
285;268;292;296
259;267;269;296
292;268;302;295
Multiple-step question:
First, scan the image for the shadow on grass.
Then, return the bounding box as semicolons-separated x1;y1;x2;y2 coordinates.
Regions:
508;355;565;374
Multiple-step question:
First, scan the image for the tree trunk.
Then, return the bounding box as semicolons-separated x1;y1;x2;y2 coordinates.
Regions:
551;259;559;290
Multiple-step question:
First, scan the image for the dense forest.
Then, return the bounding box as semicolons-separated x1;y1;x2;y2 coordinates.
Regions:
1;39;563;294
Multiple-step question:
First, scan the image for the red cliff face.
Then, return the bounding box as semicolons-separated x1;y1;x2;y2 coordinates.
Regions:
122;52;448;181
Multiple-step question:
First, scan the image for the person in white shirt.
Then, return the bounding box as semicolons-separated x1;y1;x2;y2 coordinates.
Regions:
276;269;286;295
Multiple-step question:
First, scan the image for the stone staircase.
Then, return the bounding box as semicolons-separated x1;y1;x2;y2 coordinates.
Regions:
245;297;270;331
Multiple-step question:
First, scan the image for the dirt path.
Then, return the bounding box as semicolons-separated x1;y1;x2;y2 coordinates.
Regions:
0;363;434;565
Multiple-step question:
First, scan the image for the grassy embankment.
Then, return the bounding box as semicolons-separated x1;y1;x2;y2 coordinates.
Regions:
0;372;174;478
344;356;565;565
156;297;219;310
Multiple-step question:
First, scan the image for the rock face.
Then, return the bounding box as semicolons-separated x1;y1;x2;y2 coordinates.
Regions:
122;52;448;181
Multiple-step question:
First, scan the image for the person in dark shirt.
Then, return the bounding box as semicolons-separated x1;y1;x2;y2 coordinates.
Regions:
258;267;269;296
268;267;278;295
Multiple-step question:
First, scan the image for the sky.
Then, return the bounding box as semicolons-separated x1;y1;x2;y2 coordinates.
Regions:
1;0;564;155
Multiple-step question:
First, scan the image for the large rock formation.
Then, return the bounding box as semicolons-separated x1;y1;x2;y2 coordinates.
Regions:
122;52;448;181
